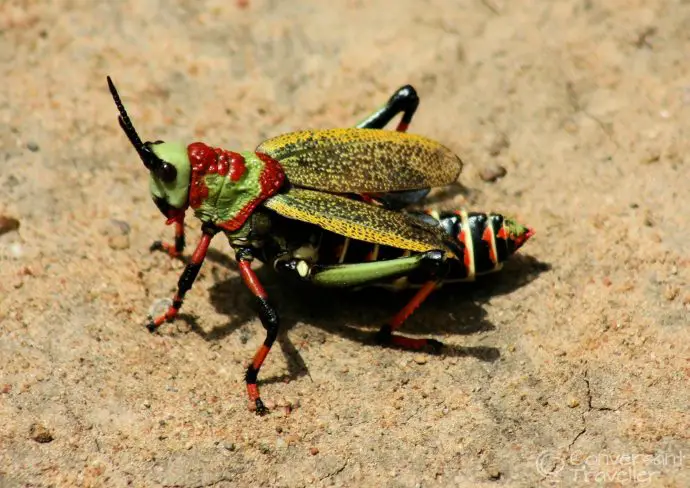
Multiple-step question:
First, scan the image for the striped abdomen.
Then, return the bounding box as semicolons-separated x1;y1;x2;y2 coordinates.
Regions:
424;210;533;282
287;208;533;285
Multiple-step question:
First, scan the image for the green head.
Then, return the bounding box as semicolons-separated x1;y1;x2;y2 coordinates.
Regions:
107;76;191;219
502;217;534;253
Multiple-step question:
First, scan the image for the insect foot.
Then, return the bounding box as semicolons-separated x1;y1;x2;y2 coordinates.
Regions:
252;399;269;416
150;240;184;259
374;324;445;353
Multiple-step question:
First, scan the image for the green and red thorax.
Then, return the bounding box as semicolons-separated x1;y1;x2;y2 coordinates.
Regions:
186;142;285;232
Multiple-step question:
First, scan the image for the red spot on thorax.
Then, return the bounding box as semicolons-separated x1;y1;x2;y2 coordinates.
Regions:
215;152;285;232
496;227;508;240
229;153;246;181
186;143;285;230
187;142;214;209
187;142;254;211
256;152;285;196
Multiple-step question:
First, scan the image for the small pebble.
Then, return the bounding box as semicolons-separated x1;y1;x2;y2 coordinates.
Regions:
108;234;130;250
276;437;287;449
0;216;20;236
29;423;54;443
103;219;131;250
567;397;580;408
224;442;236;451
479;164;507;182
413;355;427;365
142;400;151;408
486;467;501;480
309;447;319;456
664;286;679;301
26;141;40;152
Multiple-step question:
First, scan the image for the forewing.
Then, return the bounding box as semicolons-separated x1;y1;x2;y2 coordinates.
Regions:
256;128;462;193
263;188;454;253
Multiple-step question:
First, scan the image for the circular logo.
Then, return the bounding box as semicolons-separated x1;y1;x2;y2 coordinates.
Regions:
536;450;565;477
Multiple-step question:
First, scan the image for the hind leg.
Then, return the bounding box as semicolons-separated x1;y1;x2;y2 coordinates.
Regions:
374;251;449;352
356;85;419;132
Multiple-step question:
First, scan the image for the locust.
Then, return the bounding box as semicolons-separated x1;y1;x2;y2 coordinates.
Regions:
107;77;534;415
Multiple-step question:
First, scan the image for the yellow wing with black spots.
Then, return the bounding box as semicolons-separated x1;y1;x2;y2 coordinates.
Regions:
263;188;456;255
256;128;462;193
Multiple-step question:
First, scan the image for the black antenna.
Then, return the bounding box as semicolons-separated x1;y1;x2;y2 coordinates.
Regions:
107;76;158;171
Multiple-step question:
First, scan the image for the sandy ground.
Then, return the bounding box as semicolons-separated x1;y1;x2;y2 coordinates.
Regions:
1;1;689;486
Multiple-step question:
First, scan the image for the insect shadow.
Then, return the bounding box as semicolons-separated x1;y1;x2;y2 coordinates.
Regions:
193;251;550;386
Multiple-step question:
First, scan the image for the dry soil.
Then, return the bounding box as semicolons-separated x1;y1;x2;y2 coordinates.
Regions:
1;1;689;487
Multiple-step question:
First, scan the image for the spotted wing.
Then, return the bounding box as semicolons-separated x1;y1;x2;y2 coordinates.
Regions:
255;128;462;193
263;188;456;254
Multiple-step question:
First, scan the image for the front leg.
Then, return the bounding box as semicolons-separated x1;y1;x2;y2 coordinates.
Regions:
147;223;216;331
150;215;186;259
236;247;280;416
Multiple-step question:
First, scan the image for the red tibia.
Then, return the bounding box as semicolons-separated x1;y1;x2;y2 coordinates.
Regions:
238;260;268;299
396;121;409;133
389;281;437;330
192;233;212;264
251;344;271;371
390;335;433;350
153;293;182;326
246;383;260;402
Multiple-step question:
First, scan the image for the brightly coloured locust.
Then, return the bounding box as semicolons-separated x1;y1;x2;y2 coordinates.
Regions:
107;77;533;415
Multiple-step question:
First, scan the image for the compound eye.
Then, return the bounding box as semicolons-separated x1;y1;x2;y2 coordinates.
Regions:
157;162;177;183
